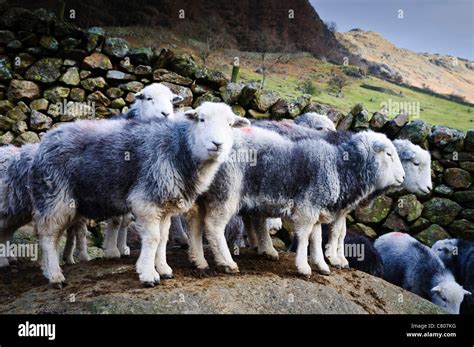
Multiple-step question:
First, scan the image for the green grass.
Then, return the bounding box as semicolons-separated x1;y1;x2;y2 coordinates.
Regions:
239;65;474;132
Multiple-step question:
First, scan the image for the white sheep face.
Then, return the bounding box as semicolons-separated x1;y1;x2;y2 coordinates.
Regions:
393;140;432;195
185;102;250;163
294;113;336;132
134;83;182;120
364;132;405;190
431;281;471;314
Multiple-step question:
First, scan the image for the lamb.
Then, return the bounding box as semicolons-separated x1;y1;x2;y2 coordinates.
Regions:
251;118;431;270
289;227;384;277
97;83;184;259
375;232;470;314
432;239;474;313
29;102;249;287
186;127;405;277
294;112;336;131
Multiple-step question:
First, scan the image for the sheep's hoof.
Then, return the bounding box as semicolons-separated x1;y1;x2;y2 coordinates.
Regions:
160;273;174;280
50;281;67;289
318;268;331;276
217;265;239;274
261;250;279;261
142;281;158;288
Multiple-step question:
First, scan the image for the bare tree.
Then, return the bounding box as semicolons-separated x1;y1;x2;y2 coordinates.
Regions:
196;14;225;65
255;33;294;88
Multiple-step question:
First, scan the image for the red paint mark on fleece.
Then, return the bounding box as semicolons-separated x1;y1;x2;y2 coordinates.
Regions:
240;127;252;134
392;231;405;237
282;121;293;128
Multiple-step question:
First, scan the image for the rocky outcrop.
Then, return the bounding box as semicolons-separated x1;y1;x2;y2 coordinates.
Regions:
0;248;444;314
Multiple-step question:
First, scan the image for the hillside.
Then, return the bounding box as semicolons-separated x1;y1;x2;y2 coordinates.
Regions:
336;30;474;103
7;0;353;62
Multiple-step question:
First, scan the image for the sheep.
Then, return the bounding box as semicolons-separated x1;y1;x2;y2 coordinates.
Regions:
251;119;431;270
294;112;336;131
289;226;384;277
375;232;470;314
432;239;474;313
186;127;405;277
0;143;92;268
29;102;249;287
76;82;184;260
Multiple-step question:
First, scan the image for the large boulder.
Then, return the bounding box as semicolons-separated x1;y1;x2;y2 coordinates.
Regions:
415;224;451;247
7;80;41;101
429;125;464;152
83;52;112;70
103;37;130;59
443;168;472;189
396;120;431;145
394;194;423;222
85;27;105;52
422;197;461;226
29;110;52;131
153;69;192;86
354;195;392;223
0;57;12;81
249;89;280;113
219;83;243;105
448;219;474;241
0;248;444;314
25;58;63;83
127;47;153;65
59;67;80;86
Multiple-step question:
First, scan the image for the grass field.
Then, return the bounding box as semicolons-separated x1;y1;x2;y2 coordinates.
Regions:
239;64;474;132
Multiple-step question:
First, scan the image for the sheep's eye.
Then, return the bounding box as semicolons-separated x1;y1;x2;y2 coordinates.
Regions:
316;127;323;130
387;152;392;157
441;296;447;302
147;97;153;101
413;162;420;166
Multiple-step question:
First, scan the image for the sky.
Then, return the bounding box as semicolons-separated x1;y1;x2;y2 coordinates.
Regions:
310;0;474;60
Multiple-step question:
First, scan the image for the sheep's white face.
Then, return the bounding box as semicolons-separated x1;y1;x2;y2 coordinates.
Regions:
295;113;336;132
431;281;471;314
393;140;432;194
365;132;405;190
185;102;250;162
432;239;457;263
134;83;183;120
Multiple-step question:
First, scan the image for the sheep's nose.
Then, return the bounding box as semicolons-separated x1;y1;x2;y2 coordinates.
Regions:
161;112;170;118
427;186;432;192
212;141;223;150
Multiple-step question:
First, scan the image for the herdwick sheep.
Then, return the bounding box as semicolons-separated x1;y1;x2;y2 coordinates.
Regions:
0;144;91;268
375;232;470;314
96;83;184;259
289;227;384;277
252;119;431;271
432;239;474;313
294;112;336;131
186;127;404;277
29;102;249;287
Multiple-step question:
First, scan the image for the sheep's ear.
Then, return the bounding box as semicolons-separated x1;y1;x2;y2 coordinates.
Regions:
372;141;387;153
172;94;184;104
135;91;145;100
431;286;441;294
232;116;251;128
184;109;198;121
464;289;472;296
399;148;416;161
